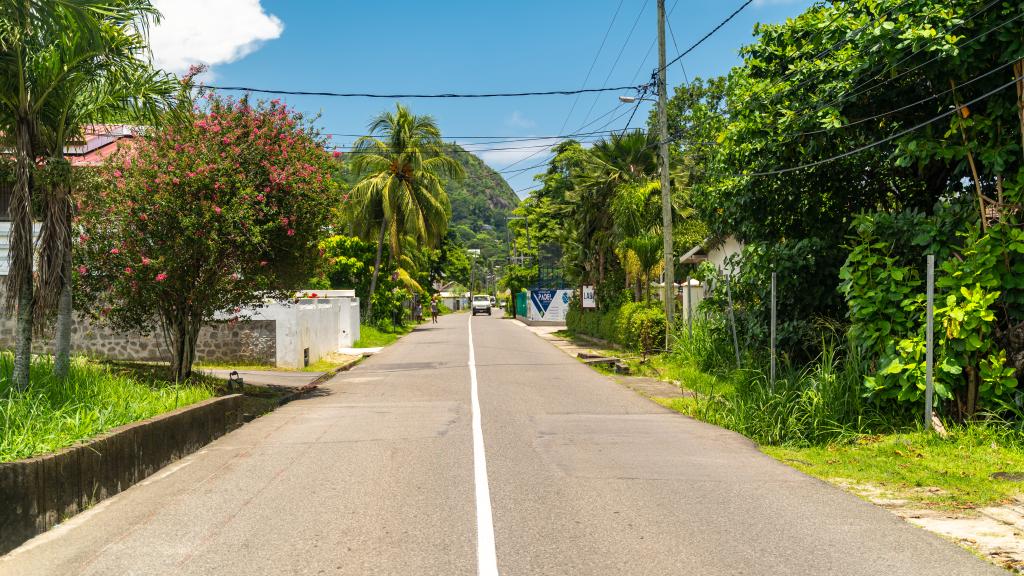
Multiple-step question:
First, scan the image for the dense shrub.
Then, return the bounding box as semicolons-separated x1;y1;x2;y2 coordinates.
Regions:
567;299;666;355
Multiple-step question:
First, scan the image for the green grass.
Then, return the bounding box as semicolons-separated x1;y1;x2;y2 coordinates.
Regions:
572;313;1024;512
353;323;413;348
763;426;1024;509
195;354;356;374
0;355;214;462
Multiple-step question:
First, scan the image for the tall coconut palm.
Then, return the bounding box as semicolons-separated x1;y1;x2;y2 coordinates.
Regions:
563;130;658;287
348;104;464;320
0;0;121;389
35;11;177;379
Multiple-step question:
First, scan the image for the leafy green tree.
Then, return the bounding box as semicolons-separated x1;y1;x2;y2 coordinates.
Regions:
348;104;464;320
76;95;340;379
693;0;1024;357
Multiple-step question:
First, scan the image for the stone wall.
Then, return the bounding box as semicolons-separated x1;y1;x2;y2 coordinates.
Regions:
0;316;276;365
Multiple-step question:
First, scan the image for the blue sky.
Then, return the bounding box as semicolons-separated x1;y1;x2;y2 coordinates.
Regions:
150;0;815;198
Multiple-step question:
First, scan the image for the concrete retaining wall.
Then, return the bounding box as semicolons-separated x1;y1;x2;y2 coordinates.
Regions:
0;394;244;555
0;316;277;366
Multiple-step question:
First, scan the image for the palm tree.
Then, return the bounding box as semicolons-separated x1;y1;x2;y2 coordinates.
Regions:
348;104;464;320
0;0;124;388
562;130;658;288
612;180;663;302
34;10;177;379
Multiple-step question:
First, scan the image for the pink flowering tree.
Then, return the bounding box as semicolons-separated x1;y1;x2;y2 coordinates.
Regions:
75;93;341;379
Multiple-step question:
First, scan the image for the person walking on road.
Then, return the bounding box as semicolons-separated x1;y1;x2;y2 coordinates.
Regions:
430;297;439;323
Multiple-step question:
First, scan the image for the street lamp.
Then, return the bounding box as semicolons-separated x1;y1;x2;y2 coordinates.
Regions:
505;215;530;264
618;95;656;103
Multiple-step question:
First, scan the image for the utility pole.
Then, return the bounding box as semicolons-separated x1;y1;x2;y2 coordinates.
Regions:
657;0;674;351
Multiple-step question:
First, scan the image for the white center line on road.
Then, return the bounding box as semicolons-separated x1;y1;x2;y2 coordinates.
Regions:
468;316;500;576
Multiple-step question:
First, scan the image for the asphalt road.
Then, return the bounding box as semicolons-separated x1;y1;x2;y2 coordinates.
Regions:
0;313;1005;575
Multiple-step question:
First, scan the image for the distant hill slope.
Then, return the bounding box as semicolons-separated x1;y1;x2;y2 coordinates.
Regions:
444;144;519;236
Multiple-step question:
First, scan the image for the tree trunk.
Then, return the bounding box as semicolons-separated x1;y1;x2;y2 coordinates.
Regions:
7;116;35;390
365;219;387;322
166;314;202;381
53;248;73;379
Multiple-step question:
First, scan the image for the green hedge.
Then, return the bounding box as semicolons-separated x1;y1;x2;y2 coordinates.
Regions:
566;301;666;355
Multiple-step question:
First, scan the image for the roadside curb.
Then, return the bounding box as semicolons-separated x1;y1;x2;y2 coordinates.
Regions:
278;355;364;406
0;394;244;555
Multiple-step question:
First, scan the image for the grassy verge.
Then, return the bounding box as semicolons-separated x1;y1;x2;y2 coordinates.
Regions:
195;352;358;374
762;426;1024;509
0;355;214;462
568;318;1024;512
353;323;414;348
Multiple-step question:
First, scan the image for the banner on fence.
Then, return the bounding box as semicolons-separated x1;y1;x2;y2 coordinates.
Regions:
528;289;572;322
581;285;596;309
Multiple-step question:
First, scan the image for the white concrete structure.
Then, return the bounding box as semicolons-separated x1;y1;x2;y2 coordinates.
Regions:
245;290;361;369
0;222;43;276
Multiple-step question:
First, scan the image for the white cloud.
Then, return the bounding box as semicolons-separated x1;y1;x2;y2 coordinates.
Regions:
505;111;536;129
149;0;284;75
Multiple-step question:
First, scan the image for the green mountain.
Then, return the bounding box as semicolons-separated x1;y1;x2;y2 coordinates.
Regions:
443;144;519;262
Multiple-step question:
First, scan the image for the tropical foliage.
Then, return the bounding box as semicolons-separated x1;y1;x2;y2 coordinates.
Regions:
76;93;340;379
0;0;175;387
670;0;1024;419
344;104;464;320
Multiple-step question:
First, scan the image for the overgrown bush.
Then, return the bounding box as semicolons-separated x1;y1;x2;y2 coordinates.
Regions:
671;312;736;375
841;208;1021;420
677;339;901;446
566;299;666;355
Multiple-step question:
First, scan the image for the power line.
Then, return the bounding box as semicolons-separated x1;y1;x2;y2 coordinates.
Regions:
323;128;626;142
498;104;638;176
204;83;646;99
557;0;627;136
496;102;630;175
629;0;683;86
803;3;1016;118
752;0;1004;123
738;73;1022;178
578;0;652;128
665;14;689;85
793;56;1019;138
656;0;755;77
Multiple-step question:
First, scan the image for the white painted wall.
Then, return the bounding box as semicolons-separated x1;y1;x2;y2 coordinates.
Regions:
0;222;44;276
237;292;361;369
708;236;743;273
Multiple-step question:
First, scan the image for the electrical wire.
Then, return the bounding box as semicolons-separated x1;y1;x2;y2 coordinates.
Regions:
578;0;652;129
737;73;1022;178
665;15;689;84
655;0;755;77
628;0;684;87
204;83;646;99
803;4;1018;118
495;103;631;175
792;56;1019;138
557;0;627;136
322;128;627;142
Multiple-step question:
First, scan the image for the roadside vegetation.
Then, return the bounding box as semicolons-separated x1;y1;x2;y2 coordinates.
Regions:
0;355;213;462
354;323;415;348
533;0;1024;522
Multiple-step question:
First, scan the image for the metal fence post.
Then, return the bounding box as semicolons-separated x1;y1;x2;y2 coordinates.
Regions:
726;273;741;369
687;276;693;338
770;271;776;390
925;254;935;430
